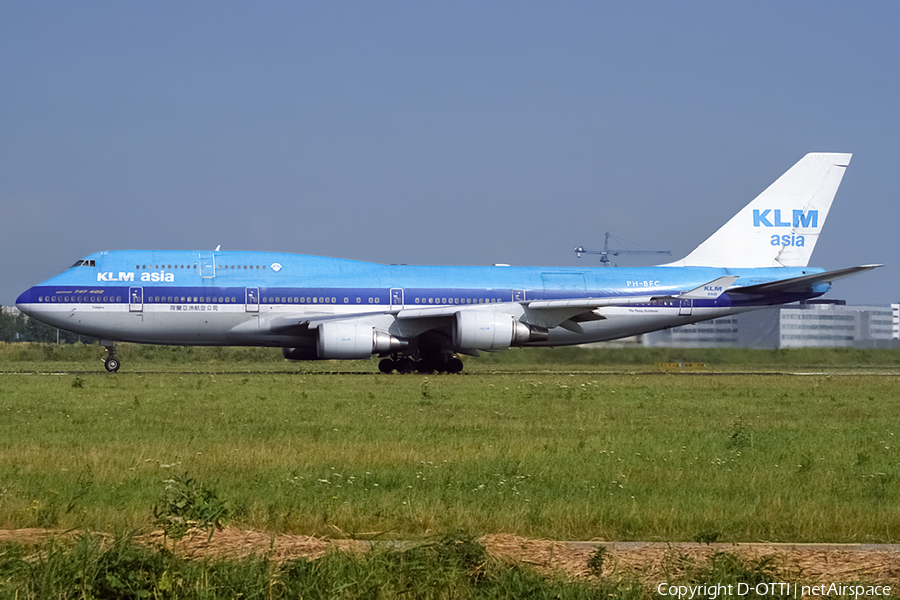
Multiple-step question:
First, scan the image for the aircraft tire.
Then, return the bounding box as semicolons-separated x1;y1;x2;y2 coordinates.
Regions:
378;358;395;374
396;358;416;374
104;356;121;373
416;361;436;375
447;357;464;374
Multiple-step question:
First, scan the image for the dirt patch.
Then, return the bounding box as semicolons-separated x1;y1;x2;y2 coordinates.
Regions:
3;528;899;586
483;535;900;586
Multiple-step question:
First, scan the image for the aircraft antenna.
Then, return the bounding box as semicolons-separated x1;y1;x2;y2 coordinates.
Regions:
574;232;671;267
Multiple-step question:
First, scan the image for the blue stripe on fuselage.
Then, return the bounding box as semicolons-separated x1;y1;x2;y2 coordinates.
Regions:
18;250;824;309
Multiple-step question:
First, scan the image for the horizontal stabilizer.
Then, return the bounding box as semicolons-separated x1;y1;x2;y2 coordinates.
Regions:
729;264;882;296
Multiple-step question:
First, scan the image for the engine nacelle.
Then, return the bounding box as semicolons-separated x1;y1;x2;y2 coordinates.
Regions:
316;322;408;359
453;311;548;351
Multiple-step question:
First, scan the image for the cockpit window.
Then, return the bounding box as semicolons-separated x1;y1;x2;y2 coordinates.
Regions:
70;260;96;268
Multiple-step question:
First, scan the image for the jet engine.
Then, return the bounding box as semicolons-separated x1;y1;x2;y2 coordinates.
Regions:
316;322;408;359
453;311;548;351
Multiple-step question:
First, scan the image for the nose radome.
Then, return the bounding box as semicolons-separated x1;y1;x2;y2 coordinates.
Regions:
15;288;35;316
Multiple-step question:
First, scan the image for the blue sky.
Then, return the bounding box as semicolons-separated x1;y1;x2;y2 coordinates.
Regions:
2;2;898;306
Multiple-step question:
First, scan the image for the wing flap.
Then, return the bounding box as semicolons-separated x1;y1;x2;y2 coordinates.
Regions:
397;306;461;319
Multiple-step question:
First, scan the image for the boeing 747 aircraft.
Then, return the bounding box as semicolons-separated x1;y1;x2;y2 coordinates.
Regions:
17;153;880;373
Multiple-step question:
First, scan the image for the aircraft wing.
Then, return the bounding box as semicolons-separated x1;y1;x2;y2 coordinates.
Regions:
728;264;882;296
263;267;879;341
267;311;398;335
395;296;659;331
521;276;739;329
391;276;742;331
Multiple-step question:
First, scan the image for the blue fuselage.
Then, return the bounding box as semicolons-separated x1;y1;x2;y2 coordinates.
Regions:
17;250;826;349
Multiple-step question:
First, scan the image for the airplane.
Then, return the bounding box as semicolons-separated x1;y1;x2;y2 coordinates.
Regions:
16;152;881;374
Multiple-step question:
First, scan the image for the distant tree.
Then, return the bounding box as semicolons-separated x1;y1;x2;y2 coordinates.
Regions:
0;309;14;342
0;308;95;344
26;315;57;343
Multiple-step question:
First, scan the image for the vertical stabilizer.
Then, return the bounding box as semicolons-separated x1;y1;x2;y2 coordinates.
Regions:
666;153;851;268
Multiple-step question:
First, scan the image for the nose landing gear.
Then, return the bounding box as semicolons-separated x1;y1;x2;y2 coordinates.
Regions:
103;344;120;372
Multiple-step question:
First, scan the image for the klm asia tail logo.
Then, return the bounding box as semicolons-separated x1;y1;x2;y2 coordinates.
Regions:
752;209;818;247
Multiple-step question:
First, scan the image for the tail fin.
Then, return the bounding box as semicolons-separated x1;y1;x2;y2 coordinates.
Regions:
666;153;851;268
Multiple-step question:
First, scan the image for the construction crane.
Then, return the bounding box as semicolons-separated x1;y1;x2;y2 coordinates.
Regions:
575;232;671;267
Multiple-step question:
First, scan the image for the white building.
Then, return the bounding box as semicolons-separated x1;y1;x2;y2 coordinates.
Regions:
643;301;900;349
0;306;20;317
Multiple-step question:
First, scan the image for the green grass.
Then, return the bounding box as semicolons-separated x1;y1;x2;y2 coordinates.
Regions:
2;341;900;373
0;532;642;599
3;533;893;599
1;345;899;542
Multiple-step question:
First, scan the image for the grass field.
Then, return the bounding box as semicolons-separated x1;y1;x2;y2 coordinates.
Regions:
1;344;899;544
2;341;900;373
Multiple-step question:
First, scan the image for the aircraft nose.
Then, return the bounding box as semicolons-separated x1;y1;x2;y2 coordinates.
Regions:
15;287;37;316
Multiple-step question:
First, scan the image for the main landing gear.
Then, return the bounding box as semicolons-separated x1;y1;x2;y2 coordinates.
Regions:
103;344;120;373
378;353;464;374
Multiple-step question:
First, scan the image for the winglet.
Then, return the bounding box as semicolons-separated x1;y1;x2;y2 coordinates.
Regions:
676;276;739;299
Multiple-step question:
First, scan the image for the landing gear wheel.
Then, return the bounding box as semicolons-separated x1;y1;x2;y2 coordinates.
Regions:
378;358;396;374
447;357;464;374
104;356;120;373
396;358;416;374
416;361;436;375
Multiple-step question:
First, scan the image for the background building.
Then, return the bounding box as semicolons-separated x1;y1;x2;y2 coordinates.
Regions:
643;301;900;349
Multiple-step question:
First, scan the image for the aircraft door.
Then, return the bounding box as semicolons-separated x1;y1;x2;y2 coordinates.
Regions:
679;299;692;316
390;288;404;310
245;288;259;312
199;251;216;278
512;290;526;302
129;287;143;312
